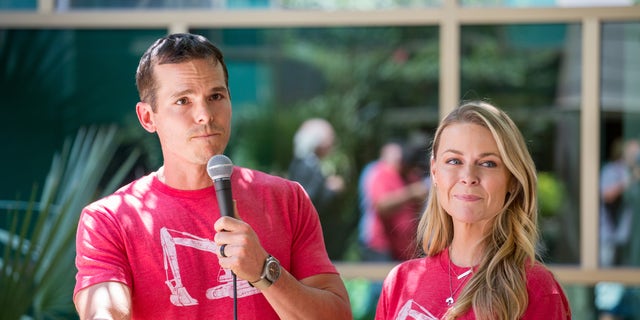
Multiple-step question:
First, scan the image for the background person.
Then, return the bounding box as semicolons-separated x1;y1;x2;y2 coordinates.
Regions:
354;139;429;319
288;118;345;216
375;101;570;320
599;137;640;267
596;137;640;320
358;140;429;262
73;33;351;320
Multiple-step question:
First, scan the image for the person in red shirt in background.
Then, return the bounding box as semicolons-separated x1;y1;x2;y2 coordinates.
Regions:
359;140;429;262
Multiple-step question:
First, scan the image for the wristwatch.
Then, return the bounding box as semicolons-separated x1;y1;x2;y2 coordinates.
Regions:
250;255;281;290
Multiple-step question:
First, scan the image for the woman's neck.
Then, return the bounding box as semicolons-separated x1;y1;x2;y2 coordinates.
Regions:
449;238;483;267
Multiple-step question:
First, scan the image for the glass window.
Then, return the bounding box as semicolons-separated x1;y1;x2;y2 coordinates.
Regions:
194;27;439;260
56;0;231;9
460;0;634;7
56;0;440;10
281;0;441;10
564;284;640;319
460;23;581;264
1;26;439;262
593;283;640;318
599;21;640;268
0;29;166;203
0;0;36;10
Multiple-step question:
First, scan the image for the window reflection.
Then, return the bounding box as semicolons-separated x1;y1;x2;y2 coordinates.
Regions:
461;23;581;264
194;27;439;261
55;0;440;10
0;0;36;10
0;29;166;207
282;0;440;10
460;0;634;7
600;21;640;268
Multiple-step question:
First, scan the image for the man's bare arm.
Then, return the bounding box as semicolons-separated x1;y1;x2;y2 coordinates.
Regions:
261;272;352;320
74;281;132;320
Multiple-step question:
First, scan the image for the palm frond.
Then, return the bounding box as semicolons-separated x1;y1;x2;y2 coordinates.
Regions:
0;124;140;319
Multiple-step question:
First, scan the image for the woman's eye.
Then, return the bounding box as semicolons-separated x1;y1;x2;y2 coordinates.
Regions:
481;161;497;168
176;98;188;105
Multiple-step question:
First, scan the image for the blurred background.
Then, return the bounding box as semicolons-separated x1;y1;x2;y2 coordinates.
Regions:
1;0;639;319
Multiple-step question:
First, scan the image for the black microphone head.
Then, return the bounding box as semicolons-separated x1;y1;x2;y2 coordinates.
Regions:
207;154;234;181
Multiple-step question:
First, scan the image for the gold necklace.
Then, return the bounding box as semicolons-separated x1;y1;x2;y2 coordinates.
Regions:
446;251;473;306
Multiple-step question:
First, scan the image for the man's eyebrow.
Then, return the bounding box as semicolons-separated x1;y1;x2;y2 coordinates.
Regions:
170;89;193;98
211;86;228;93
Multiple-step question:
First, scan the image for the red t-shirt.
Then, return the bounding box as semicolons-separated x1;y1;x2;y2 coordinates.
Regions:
74;167;337;319
363;161;421;260
375;249;571;319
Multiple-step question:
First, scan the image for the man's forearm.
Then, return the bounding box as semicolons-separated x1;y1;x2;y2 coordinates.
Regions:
260;271;352;319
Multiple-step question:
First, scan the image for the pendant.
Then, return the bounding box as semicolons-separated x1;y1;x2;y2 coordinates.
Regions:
446;296;454;306
457;269;472;280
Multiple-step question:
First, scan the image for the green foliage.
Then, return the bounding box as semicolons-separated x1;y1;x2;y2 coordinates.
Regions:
228;106;299;176
213;25;566;261
228;27;437;260
0;125;140;319
461;24;565;109
266;26;439;175
344;278;380;320
537;171;565;218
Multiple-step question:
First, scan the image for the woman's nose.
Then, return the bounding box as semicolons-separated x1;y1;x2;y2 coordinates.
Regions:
460;165;479;185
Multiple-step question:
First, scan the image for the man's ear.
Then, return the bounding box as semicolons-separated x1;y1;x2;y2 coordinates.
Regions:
136;102;156;133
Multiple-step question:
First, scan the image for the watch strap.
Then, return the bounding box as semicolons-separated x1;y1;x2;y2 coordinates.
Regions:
249;255;280;290
250;276;272;290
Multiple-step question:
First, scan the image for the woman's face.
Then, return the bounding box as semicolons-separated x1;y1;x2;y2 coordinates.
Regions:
430;123;512;228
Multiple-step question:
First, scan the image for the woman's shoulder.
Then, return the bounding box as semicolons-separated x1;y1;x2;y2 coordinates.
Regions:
525;261;565;297
523;261;572;319
526;261;556;279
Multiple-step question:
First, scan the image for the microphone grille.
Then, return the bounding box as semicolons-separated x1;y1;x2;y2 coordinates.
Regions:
207;154;234;180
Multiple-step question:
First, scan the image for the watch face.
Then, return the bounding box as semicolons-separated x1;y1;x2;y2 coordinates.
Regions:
267;259;281;281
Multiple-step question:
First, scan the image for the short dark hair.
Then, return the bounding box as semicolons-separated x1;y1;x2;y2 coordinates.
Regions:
135;33;229;111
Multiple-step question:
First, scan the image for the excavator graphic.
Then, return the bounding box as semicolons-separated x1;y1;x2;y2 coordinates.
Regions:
395;299;438;320
160;227;258;306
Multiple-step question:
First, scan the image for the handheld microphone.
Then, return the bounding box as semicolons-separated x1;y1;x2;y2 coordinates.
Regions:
207;154;234;218
206;154;238;320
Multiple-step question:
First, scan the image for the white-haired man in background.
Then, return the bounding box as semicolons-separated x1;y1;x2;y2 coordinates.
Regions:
288;118;345;215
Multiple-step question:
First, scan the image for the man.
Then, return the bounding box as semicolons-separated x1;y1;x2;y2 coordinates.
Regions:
600;138;640;266
73;33;351;319
288;118;345;215
359;141;429;261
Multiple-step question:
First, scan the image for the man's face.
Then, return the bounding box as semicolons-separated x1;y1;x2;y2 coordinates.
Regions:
137;58;232;167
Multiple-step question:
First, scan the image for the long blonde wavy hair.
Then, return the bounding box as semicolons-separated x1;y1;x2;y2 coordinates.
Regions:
417;101;539;320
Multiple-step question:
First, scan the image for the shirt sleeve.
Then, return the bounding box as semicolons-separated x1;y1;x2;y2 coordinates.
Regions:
523;264;572;319
74;202;131;298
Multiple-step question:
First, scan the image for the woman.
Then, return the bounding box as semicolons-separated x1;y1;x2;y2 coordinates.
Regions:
375;101;571;319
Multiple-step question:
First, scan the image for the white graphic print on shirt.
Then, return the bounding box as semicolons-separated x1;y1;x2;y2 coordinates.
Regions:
395;299;439;320
160;227;260;306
